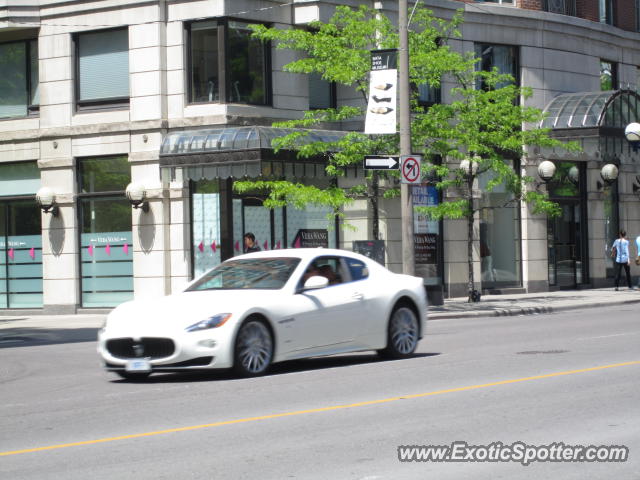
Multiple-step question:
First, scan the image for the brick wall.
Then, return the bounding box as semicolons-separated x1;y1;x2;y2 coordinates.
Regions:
616;0;638;31
576;0;600;22
518;0;544;11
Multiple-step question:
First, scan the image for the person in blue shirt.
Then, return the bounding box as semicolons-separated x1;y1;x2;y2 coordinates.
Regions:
612;230;632;291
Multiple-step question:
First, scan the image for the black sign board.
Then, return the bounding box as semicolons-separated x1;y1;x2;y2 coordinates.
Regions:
292;229;329;248
363;155;399;170
353;240;385;266
370;49;397;71
414;233;438;264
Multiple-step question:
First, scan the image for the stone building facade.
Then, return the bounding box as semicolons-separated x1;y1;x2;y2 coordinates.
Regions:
1;0;639;312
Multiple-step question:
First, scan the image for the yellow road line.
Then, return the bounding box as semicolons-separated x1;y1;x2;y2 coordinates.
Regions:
2;360;639;457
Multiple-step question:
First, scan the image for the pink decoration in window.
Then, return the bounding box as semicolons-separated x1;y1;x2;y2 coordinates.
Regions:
8;248;15;260
105;244;111;256
198;242;204;253
88;244;94;256
29;247;35;260
211;242;217;253
123;243;129;255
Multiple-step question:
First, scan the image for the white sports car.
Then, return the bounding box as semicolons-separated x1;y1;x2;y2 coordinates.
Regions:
98;248;428;379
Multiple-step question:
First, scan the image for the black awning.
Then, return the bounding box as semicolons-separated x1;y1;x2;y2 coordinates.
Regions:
159;126;348;180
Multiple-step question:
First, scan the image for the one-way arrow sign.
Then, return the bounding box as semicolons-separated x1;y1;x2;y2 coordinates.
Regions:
363;155;400;170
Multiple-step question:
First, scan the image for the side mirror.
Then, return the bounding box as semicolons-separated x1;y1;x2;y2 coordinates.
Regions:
302;275;329;291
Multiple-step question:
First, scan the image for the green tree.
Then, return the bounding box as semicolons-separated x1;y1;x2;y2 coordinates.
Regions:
239;5;577;301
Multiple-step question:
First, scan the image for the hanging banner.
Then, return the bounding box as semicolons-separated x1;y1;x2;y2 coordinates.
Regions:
364;50;398;135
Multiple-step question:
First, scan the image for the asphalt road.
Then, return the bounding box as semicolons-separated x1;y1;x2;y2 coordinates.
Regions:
1;305;639;479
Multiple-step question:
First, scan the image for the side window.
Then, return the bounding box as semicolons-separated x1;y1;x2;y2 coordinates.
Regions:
346;258;369;281
302;256;344;287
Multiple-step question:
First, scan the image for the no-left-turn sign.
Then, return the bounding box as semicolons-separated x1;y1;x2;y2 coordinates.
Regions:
401;155;422;184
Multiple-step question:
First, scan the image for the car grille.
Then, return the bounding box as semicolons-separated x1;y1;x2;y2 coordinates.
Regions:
106;337;175;359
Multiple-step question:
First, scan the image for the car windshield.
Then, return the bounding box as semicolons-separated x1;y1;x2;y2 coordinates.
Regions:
186;258;301;291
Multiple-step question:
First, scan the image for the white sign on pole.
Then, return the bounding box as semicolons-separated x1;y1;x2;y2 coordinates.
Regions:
364;69;398;134
401;155;422;184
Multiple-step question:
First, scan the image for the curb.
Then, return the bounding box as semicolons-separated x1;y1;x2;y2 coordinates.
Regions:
429;297;640;320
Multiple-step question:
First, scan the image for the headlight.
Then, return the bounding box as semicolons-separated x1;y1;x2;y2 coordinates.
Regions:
185;313;232;332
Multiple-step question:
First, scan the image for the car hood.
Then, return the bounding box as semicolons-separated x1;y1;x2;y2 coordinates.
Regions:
105;290;277;335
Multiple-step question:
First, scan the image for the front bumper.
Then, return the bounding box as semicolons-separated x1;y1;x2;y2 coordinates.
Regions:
97;327;235;372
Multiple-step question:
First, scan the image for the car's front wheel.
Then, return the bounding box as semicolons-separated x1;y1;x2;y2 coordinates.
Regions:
378;305;419;359
233;319;273;376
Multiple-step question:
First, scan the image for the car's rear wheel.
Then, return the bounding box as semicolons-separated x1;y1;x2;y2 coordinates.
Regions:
234;319;273;376
378;305;419;359
115;371;151;381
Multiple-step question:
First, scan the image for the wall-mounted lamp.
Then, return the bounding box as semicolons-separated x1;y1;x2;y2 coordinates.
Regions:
459;156;479;177
125;182;149;213
596;163;619;190
537;160;556;183
35;187;59;216
624;122;640;152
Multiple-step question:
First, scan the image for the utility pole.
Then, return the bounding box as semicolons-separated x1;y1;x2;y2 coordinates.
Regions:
399;0;415;275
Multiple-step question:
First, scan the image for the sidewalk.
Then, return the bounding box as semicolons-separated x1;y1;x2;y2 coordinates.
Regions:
429;287;640;320
0;288;638;330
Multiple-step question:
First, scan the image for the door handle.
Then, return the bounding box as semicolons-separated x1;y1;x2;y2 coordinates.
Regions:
352;292;364;300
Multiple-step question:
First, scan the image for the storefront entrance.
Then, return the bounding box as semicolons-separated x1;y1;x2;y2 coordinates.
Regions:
548;202;585;288
547;162;588;289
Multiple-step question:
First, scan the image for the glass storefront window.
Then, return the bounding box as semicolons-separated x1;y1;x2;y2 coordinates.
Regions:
0;201;43;308
192;180;222;277
478;169;521;289
79;156;131;193
78;157;132;307
0;162;42;309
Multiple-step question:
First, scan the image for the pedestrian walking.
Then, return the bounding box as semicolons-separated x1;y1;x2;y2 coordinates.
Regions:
612;230;632;291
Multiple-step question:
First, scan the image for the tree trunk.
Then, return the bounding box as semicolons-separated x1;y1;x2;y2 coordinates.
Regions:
467;176;475;303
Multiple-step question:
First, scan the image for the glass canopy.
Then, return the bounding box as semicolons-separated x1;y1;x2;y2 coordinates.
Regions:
160;126;347;156
540;90;640;129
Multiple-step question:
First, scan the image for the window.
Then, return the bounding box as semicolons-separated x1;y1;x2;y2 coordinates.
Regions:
544;0;576;15
346;258;369;281
600;60;617;91
76;28;129;109
309;73;336;109
0;39;39;119
474;0;513;4
0;162;42;308
416;82;441;108
475;44;519;90
600;0;614;24
78;156;133;307
189;19;270;106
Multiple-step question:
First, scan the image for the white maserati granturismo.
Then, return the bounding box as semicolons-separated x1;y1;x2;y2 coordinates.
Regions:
98;248;428;379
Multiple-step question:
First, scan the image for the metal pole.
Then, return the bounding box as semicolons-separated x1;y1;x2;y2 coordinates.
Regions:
399;0;415;275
